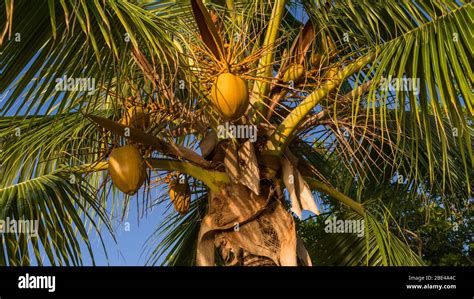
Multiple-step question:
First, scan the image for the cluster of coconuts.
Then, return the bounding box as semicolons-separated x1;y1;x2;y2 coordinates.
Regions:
107;106;192;216
106;32;339;205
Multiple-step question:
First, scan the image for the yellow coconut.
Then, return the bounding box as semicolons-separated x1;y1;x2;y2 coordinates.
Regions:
108;145;146;195
283;64;305;83
210;73;249;120
120;106;149;130
168;176;191;215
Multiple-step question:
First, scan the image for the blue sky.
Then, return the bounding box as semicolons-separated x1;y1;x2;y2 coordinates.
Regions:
81;200;168;266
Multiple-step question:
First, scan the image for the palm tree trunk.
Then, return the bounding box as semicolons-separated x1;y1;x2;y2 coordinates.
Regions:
196;184;298;266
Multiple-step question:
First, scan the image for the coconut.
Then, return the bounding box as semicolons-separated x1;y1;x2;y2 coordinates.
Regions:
210;73;249;120
169;176;191;214
108;145;146;195
283;64;305;83
120;106;149;130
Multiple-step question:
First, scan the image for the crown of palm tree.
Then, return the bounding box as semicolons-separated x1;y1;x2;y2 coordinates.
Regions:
0;0;472;266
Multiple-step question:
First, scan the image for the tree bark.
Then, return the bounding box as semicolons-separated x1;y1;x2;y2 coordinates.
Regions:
196;183;298;266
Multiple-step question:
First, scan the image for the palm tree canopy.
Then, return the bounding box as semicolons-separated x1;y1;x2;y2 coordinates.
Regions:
0;0;472;266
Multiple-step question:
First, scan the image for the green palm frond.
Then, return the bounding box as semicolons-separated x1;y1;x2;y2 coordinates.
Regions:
304;0;472;60
301;203;422;266
354;4;472;191
1;0;182;117
292;2;474;197
0;111;111;187
145;193;206;266
0;168;113;265
302;110;473;201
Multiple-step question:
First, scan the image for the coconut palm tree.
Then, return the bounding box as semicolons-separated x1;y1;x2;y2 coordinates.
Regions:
0;0;472;266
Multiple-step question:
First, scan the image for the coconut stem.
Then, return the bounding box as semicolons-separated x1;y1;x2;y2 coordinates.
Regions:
147;158;230;192
250;0;287;123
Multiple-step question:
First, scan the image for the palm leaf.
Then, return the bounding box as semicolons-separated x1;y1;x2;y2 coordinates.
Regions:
305;203;422;266
145;192;206;266
0;168;113;265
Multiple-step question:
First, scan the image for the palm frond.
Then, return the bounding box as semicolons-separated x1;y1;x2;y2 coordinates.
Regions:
145;193;206;266
293;2;474;196
302;203;423;266
0;168;113;265
0;111;110;187
1;0;182;118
